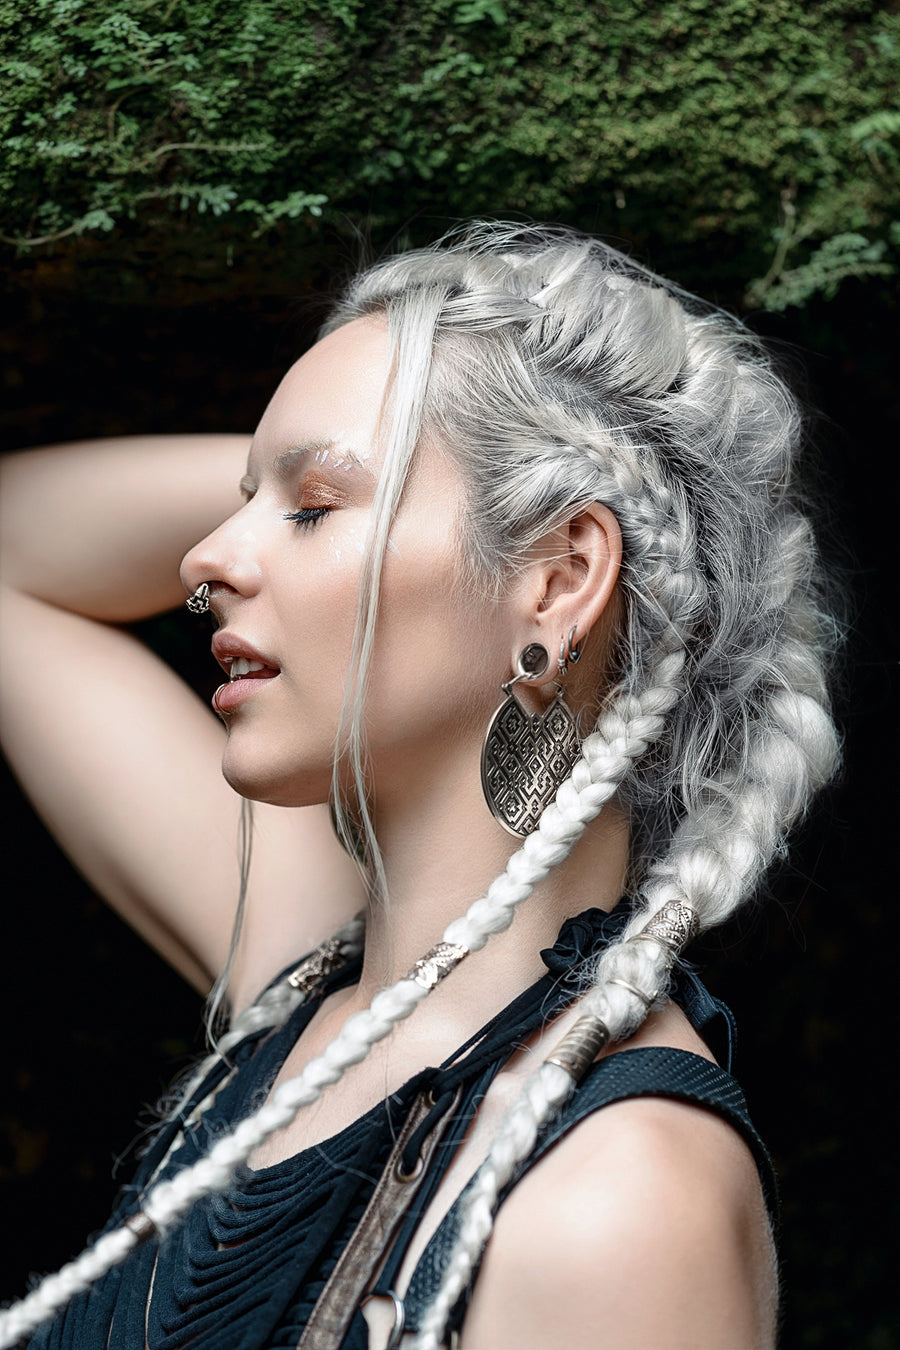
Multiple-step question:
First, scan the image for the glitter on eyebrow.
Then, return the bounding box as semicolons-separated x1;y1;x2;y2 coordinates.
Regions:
273;439;373;479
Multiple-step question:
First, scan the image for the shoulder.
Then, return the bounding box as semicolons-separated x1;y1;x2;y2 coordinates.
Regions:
461;1088;777;1350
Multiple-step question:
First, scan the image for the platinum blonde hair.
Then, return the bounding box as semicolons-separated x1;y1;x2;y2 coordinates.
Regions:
0;223;840;1348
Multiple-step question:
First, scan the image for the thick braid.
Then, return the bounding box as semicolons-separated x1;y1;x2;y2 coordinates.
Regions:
3;226;840;1346
404;234;839;1345
418;642;837;1347
154;913;367;1163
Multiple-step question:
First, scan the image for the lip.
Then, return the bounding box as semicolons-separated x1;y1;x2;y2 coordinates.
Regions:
211;631;281;682
213;673;278;715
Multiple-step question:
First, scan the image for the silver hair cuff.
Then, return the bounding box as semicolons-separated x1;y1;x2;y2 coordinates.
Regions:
286;935;348;994
124;1212;158;1245
631;900;700;956
544;1014;610;1083
405;941;470;990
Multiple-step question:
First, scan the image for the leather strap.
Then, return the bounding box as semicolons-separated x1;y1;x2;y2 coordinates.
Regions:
297;1085;462;1349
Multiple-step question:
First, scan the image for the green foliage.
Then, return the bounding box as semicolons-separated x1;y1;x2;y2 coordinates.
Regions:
748;231;894;310
1;0;898;308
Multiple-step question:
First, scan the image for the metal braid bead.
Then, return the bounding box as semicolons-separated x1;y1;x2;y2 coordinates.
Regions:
544;1014;610;1083
633;901;700;954
405;941;469;990
287;936;347;994
124;1212;158;1245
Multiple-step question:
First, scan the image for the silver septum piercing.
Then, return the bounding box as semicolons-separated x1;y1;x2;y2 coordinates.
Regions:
186;583;210;615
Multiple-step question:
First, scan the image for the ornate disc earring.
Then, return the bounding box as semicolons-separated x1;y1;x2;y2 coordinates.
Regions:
480;642;581;837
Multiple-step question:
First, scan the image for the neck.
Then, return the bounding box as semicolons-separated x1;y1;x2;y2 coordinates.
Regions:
351;738;629;1033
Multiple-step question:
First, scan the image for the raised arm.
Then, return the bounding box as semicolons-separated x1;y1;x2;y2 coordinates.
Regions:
0;436;363;1007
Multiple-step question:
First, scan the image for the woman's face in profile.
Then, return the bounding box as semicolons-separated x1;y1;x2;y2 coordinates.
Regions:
182;317;515;812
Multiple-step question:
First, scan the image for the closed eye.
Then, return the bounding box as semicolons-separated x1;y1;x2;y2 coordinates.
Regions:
283;507;330;530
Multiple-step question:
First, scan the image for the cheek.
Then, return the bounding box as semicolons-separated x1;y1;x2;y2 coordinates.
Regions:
368;548;503;737
277;533;363;655
322;520;369;568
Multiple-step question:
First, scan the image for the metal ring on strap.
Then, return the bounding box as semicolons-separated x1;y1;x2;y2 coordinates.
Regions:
385;1290;406;1350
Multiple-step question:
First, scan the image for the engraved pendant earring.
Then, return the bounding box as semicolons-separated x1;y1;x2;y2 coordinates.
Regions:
480;642;581;837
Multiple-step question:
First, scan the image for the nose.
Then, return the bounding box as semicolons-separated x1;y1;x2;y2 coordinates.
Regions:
180;507;263;609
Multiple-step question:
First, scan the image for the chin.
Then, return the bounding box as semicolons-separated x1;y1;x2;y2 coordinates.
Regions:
220;745;331;810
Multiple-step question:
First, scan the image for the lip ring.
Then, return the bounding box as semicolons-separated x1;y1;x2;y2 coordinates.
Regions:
213;683;233;718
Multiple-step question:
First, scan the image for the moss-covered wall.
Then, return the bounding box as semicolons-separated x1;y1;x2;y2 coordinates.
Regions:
3;0;898;308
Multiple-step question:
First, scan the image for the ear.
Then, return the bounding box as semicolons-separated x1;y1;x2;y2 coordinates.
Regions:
512;502;622;678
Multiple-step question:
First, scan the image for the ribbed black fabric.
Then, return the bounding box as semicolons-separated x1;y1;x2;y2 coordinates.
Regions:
27;907;770;1349
399;1046;777;1338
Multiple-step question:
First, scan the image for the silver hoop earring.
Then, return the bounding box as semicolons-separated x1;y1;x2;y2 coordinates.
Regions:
480;643;581;837
186;583;210;615
557;625;583;678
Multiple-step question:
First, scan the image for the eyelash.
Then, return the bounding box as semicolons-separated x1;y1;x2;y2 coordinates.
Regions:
283;507;330;531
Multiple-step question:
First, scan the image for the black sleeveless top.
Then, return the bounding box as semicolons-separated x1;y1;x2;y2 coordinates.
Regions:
29;907;775;1349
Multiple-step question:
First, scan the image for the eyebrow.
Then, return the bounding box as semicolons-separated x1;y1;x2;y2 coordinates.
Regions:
240;439;375;496
273;439;373;478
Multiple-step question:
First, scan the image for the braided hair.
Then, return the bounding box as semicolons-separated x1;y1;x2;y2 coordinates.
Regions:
0;224;839;1348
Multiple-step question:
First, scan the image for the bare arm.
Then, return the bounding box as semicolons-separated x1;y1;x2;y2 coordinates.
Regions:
0;436;248;620
0;436;363;1005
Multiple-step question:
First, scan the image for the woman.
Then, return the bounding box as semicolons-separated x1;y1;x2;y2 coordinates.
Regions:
0;224;839;1348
